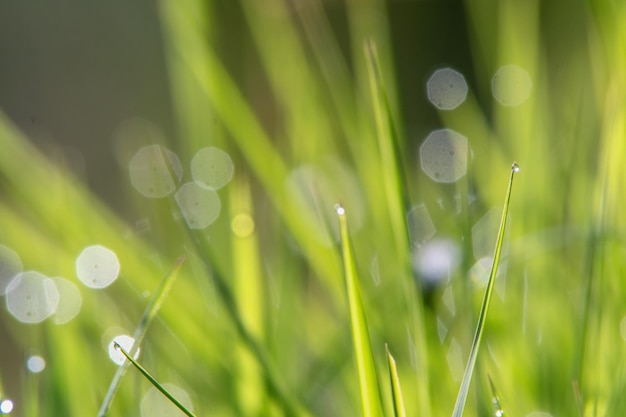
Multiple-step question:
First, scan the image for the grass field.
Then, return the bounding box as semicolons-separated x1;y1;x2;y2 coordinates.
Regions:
1;1;625;416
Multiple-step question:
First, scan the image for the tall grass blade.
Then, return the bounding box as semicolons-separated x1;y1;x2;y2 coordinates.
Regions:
336;204;384;417
386;344;407;417
364;38;431;417
113;342;197;417
451;163;519;417
98;256;186;417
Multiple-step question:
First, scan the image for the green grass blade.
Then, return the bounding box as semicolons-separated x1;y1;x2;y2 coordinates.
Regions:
113;342;197;417
337;204;384;417
386;344;407;417
98;256;186;417
364;38;431;417
451;163;520;417
488;374;505;417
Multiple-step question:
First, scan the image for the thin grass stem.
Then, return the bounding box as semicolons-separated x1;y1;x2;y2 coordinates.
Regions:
451;163;519;417
113;342;197;417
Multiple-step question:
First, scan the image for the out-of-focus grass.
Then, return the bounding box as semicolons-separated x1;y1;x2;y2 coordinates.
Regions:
0;0;625;416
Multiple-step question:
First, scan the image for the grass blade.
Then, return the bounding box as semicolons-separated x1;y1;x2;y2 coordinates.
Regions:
364;38;431;417
386;344;407;417
336;204;384;417
113;342;197;417
451;163;519;417
98;256;186;417
488;374;505;417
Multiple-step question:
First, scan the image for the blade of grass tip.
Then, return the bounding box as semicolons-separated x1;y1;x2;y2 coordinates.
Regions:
451;163;519;417
113;342;197;417
336;204;384;417
386;344;407;417
487;374;505;417
98;256;186;417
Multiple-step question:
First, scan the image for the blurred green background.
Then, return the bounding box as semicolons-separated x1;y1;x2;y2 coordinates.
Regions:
0;0;625;416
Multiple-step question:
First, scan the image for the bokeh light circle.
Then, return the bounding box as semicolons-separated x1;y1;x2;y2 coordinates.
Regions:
426;68;468;110
108;334;139;366
129;145;183;198
491;64;532;106
420;129;468;183
191;147;234;190
175;182;221;229
5;271;59;324
76;245;120;289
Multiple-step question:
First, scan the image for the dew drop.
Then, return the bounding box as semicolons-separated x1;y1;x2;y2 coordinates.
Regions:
420;129;468;183
76;245;120;289
191;147;234;190
335;204;345;216
175;182;221;229
512;162;520;172
141;383;194;417
5;271;59;323
426;68;468;110
108;335;138;366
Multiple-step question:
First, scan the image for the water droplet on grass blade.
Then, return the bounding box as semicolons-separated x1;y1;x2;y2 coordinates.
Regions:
420;129;468;183
129;145;182;198
108;335;139;366
175;182;221;229
5;271;59;323
426;68;468;110
76;245;120;289
191;147;234;190
335;204;345;216
512;162;520;172
141;383;194;417
26;355;46;373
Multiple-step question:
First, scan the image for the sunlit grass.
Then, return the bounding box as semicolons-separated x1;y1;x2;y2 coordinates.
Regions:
0;1;625;416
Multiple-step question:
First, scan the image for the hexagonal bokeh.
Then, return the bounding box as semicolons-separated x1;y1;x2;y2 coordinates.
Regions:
129;145;183;198
419;129;468;183
426;68;468;110
491;64;532;106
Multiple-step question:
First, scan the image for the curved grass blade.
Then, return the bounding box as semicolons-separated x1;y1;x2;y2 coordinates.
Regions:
386;344;407;417
336;204;384;417
113;342;197;417
98;256;186;417
451;163;519;417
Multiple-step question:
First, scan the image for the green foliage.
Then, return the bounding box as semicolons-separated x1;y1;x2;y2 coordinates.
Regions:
1;1;626;416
